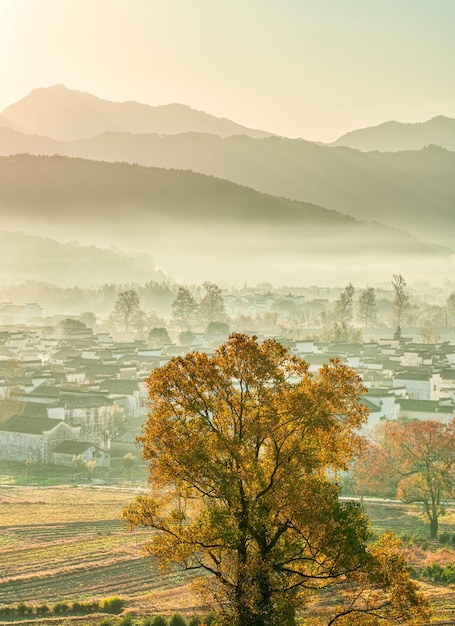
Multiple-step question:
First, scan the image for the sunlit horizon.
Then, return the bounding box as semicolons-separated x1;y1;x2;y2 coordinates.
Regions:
1;0;454;142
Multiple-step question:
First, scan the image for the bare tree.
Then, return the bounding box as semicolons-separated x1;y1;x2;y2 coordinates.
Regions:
198;281;227;325
392;274;409;329
357;287;378;328
110;290;143;332
334;283;354;324
171;287;198;331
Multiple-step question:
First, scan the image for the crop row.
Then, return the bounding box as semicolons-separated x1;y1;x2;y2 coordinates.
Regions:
0;531;150;584
1;519;123;541
1;532;127;567
0;557;190;604
0;486;139;526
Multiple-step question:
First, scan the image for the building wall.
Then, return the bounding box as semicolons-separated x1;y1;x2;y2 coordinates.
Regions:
65;405;115;447
51;446;111;468
0;422;79;464
0;432;45;464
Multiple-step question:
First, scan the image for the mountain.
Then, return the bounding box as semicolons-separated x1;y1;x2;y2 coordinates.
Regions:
0;127;59;153
0;229;166;287
1;130;453;249
331;116;455;152
0;114;19;131
0;154;450;286
0;85;272;141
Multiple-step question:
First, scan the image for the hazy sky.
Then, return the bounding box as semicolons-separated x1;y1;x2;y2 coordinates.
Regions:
1;0;454;141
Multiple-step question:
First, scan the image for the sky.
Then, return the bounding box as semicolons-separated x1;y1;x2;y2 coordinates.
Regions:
0;0;454;141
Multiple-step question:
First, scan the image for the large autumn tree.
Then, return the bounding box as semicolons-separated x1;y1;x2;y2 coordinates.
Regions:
124;334;427;626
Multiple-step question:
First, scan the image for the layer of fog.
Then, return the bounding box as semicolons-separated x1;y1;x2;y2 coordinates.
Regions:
1;218;453;288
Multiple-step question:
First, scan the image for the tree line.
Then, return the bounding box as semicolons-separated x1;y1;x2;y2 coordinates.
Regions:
5;274;455;345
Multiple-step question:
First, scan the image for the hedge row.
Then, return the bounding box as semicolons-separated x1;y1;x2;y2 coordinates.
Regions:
100;614;216;626
0;596;124;617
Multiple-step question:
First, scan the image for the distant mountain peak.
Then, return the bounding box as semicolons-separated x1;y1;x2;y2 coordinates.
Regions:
1;85;272;141
331;115;455;152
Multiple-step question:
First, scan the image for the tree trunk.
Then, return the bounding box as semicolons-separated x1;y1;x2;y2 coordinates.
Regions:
430;515;438;540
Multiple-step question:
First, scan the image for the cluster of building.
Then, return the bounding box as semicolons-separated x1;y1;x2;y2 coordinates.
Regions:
0;320;157;468
291;337;455;427
1;310;455;468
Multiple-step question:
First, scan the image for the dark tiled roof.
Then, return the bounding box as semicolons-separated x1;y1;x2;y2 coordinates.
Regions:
398;399;451;413
0;415;64;434
99;380;140;394
30;384;60;396
20;402;49;418
360;398;382;413
366;388;395;397
112;430;138;443
60;393;114;409
51;441;103;454
395;371;434;381
81;364;120;376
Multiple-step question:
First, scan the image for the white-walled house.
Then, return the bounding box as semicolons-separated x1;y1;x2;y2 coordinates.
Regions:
398;399;454;424
0;416;80;464
61;393;115;447
51;441;111;468
364;388;400;421
393;370;443;401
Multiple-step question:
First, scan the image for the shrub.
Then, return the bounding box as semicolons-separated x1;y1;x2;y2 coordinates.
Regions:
400;533;429;550
151;617;168;626
0;607;12;616
53;601;70;613
169;614;187;626
72;601;84;614
102;596;125;614
16;602;33;615
439;531;452;544
421;562;455;584
99;619;115;626
16;602;27;615
117;615;135;626
81;600;100;612
36;604;50;615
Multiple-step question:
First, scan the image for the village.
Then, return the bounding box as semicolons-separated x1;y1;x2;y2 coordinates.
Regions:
1;292;455;474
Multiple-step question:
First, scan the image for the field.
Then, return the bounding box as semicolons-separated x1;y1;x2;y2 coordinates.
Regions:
0;485;199;615
360;498;455;625
0;486;455;622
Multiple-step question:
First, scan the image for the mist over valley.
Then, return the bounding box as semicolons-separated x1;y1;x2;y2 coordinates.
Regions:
0;151;452;286
1;86;454;256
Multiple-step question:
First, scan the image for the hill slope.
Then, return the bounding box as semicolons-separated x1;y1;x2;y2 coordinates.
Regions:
0;85;272;141
331;116;455;152
0;155;450;285
0;229;166;287
1;131;453;248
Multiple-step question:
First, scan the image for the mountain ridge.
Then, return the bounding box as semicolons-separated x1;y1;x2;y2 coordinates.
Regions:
1;85;272;141
0;154;451;285
331;115;455;152
1;128;452;248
